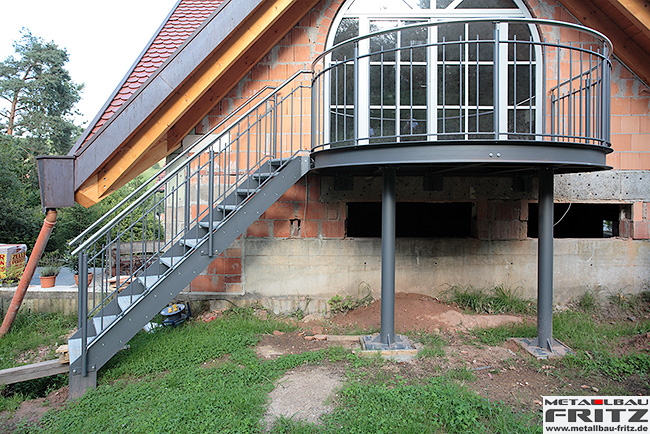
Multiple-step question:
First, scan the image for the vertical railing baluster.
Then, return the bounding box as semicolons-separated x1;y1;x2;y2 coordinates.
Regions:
80;252;88;377
208;145;214;258
493;23;499;139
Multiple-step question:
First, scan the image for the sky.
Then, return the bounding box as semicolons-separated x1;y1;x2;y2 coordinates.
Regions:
0;0;180;127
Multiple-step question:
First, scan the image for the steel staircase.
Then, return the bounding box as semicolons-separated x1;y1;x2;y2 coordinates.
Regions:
67;71;312;395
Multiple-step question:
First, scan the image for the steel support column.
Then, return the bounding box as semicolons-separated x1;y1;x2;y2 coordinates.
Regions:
537;167;554;351
380;167;396;345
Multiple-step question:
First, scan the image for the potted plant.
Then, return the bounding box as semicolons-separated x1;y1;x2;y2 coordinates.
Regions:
65;249;93;287
39;252;62;288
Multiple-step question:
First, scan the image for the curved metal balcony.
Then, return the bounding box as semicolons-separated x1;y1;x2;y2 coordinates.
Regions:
311;19;612;175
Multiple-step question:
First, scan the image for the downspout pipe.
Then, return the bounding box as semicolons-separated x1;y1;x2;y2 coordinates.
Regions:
0;209;58;337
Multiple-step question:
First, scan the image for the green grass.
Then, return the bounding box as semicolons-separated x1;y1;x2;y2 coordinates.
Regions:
407;331;446;358
445;285;535;315
270;376;539;434
20;307;541;433
0;311;75;411
473;308;650;384
0;311;75;370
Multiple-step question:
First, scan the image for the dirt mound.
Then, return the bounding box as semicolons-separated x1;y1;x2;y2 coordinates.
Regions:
329;292;523;333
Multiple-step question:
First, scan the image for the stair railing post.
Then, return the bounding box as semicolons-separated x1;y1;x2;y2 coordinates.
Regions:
80;252;88;377
208;145;215;258
184;165;191;239
493;22;500;140
272;93;278;162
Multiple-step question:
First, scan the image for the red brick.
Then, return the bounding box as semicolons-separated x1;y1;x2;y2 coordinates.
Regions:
307;176;321;201
327;202;340;220
224;275;241;284
207;257;241;275
495;202;516;221
226;283;243;293
305;202;327;220
190;275;225;292
261;202;296;220
476;199;488;220
225;248;241;258
274;220;291;238
190;204;209;220
246;220;270;237
279;182;307;202
633;221;650;239
321;220;345;238
519;201;529;221
303;221;319;238
619;220;631;238
633;201;644;221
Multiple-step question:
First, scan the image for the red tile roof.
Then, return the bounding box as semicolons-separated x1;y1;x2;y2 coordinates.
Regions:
80;0;223;148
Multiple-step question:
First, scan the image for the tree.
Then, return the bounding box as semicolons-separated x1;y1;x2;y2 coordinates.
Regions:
0;29;83;155
0;30;83;255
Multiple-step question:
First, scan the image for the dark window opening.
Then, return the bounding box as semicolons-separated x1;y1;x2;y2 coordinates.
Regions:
347;202;473;237
527;203;621;238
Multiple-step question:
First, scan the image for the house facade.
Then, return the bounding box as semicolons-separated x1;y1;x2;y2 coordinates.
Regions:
36;0;650;394
164;0;650;312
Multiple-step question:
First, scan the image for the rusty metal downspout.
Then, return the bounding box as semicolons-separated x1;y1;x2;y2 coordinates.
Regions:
0;209;58;337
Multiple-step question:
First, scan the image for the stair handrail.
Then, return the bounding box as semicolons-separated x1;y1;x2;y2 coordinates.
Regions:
70;69;310;255
68;84;277;250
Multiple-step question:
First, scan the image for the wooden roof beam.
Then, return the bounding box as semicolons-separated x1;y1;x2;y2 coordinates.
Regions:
74;0;311;206
604;0;650;41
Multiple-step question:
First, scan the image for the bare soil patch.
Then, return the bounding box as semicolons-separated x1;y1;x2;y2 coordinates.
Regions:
327;292;524;332
0;387;67;434
264;365;344;429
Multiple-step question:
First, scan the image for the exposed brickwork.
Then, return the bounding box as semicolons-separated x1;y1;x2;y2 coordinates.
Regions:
529;0;650;171
190;240;243;293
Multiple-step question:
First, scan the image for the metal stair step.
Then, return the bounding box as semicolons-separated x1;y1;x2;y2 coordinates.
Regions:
138;275;160;289
252;172;273;180
180;238;201;249
217;204;237;212
68;336;96;364
117;294;143;312
236;188;258;196
159;256;186;268
92;315;117;334
198;221;222;230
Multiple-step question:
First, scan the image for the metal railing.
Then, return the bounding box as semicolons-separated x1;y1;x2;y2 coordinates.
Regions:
311;18;612;150
69;70;312;364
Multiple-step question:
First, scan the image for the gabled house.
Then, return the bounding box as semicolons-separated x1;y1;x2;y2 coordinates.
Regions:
35;0;650;396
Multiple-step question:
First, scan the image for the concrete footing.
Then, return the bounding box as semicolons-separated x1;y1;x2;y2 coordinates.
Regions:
509;337;575;360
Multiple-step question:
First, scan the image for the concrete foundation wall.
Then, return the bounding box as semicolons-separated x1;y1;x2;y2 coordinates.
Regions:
238;237;650;312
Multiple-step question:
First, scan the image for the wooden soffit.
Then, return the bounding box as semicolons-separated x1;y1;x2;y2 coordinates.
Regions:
559;0;650;87
74;0;319;207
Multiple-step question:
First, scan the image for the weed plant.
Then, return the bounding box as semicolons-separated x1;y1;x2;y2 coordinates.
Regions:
445;285;535;315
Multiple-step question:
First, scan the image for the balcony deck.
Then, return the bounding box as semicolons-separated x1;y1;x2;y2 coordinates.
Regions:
310;18;612;176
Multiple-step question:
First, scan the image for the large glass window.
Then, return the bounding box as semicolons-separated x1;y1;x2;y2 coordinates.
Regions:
327;0;539;145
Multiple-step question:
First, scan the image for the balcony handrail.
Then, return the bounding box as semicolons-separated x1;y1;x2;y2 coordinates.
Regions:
70;70;309;253
312;18;612;67
312;18;612;152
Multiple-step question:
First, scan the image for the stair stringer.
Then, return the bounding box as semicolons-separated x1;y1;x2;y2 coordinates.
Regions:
68;155;310;377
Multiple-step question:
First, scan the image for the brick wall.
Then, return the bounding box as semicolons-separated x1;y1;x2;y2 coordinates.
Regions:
529;0;650;170
188;0;650;293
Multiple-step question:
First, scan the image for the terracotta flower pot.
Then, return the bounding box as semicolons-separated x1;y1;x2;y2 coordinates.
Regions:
74;273;94;287
40;275;57;288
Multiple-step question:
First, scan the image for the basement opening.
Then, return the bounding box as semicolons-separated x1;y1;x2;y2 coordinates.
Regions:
346;202;473;237
527;203;623;238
